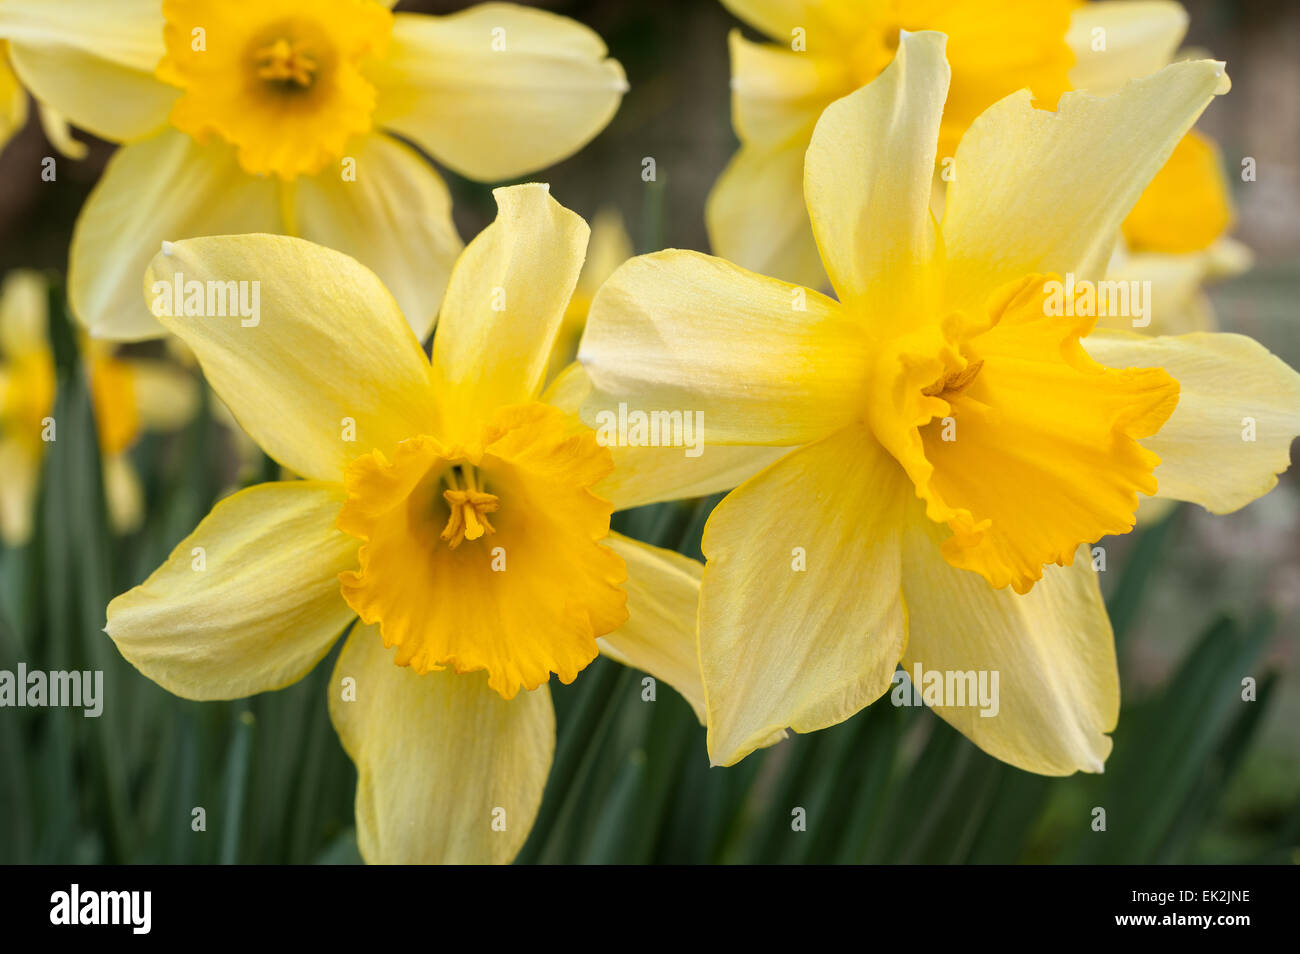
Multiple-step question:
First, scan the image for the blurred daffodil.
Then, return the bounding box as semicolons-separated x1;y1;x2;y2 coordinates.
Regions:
708;0;1234;293
0;271;196;545
0;0;626;341
1070;2;1252;337
105;185;776;864
580;33;1300;774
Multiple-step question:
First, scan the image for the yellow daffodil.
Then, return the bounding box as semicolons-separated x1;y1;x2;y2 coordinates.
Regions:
580;33;1300;775
708;0;1231;292
0;1;626;342
0;271;196;544
104;185;778;864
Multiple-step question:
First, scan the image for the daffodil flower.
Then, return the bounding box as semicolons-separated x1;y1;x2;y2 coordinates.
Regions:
0;0;626;341
0;271;196;545
579;33;1300;774
104;185;778;864
707;0;1222;290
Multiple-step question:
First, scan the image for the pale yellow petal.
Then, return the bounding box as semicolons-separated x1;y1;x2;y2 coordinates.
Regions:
0;269;48;355
900;514;1117;776
102;453;143;534
942;58;1230;312
1;0;174;143
35;102;87;159
0;52;28;151
122;358;197;432
805;30;949;314
371;5;625;182
431;183;587;442
144;234;439;483
700;424;911;766
1084;331;1300;513
706;142;828;289
291;133;462;342
726;28;843;148
70;129;281;340
579;249;868;446
1067;1;1187;94
598;533;707;722
329;623;554;864
105;482;358;700
719;0;860;43
542;363;786;510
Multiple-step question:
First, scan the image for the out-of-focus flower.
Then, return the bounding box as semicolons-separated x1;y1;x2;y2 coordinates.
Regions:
105;185;776;863
0;0;627;340
707;0;1238;296
0;271;196;544
581;34;1300;774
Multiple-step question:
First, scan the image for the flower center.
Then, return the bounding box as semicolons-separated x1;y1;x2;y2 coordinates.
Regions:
255;37;319;88
439;465;499;548
867;275;1179;594
157;0;393;179
336;403;628;699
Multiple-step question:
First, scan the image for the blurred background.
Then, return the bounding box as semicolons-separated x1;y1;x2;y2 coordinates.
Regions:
0;0;1296;863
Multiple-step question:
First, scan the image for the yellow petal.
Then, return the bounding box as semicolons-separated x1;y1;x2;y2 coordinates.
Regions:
35;103;87;160
942;58;1230;313
328;623;554;864
725;28;843;148
122;358;197;432
0;269;48;356
1;0;174;143
371;6;625;182
1067;0;1187;95
900;514;1117;776
143;234;439;483
0;51;28;151
70;129;280;340
599;533;708;722
106;482;358;700
431;184;588;444
580;249;869;446
700;424;911;766
805;30;948;317
718;0;861;42
1122;130;1234;254
1084;330;1300;513
291;133;462;342
0;437;39;546
706;141;828;289
542;363;785;511
102;452;143;534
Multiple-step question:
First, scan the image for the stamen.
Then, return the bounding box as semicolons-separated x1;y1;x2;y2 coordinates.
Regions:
922;359;985;398
256;38;318;88
439;466;499;548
